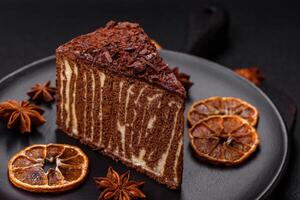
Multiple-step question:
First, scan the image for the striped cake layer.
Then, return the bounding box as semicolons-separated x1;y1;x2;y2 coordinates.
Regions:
56;58;184;188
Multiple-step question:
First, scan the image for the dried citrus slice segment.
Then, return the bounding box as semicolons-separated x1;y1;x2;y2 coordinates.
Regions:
187;97;258;126
189;115;259;165
8;144;89;192
151;39;161;49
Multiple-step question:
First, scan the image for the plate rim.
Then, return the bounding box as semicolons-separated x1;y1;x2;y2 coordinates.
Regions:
0;50;289;200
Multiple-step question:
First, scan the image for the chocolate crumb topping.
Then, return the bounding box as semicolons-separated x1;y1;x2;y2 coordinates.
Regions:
56;21;186;98
172;67;193;91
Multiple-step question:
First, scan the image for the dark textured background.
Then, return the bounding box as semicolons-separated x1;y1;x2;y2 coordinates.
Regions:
0;0;299;199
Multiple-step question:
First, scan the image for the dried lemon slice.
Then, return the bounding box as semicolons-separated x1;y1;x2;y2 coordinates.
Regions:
8;144;89;192
187;97;258;126
189;115;259;165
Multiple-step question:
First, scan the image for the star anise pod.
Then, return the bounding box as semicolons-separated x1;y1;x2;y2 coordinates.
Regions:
0;100;46;133
234;67;264;86
27;80;56;102
94;167;146;200
172;67;194;91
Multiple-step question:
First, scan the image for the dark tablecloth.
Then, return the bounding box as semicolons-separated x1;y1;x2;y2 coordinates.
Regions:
0;0;299;199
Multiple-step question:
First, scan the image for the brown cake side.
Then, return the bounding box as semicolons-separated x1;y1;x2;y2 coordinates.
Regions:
56;21;185;189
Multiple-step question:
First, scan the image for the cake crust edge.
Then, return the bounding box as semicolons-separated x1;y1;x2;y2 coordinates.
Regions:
58;126;183;189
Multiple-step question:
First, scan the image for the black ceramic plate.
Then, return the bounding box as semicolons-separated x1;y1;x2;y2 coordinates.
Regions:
0;50;288;200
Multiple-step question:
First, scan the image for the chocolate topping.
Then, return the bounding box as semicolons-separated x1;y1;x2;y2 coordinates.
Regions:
56;21;186;98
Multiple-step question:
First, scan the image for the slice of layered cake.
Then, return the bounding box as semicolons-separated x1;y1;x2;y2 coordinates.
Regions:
56;21;186;189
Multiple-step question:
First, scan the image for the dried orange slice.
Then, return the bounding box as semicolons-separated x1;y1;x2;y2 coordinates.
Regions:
187;97;258;126
8;144;89;192
151;39;161;49
189;115;259;165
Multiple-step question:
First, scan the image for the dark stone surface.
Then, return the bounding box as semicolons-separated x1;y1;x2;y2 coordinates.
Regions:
0;0;299;199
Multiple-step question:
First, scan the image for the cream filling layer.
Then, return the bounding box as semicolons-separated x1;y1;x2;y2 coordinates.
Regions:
97;71;106;146
122;85;134;151
63;60;72;130
173;139;183;182
59;61;64;123
90;70;95;141
71;63;78;135
147;116;156;129
83;72;87;138
155;101;181;176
